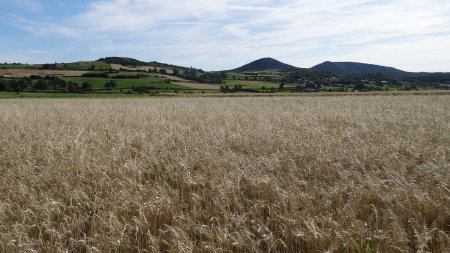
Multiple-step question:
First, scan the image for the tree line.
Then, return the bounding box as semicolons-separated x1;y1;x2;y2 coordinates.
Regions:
0;76;92;93
173;67;227;84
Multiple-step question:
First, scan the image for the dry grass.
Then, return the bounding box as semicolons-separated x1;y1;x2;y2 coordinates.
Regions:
0;96;449;252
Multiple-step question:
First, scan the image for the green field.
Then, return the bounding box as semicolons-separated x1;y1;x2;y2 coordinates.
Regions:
62;77;188;90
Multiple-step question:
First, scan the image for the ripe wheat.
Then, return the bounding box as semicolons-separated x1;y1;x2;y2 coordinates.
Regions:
0;95;449;252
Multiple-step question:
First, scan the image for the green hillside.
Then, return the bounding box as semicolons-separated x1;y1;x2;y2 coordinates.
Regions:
311;61;409;77
232;58;296;72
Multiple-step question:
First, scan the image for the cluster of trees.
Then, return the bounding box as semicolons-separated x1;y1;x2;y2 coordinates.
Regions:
196;72;227;84
112;74;149;79
82;73;109;78
219;85;243;92
0;76;92;92
131;86;160;94
283;69;323;83
403;73;450;84
156;68;168;74
104;80;117;90
99;57;147;66
229;74;279;83
174;68;227;84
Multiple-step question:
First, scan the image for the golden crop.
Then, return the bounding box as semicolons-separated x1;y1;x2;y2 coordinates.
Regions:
0;96;449;252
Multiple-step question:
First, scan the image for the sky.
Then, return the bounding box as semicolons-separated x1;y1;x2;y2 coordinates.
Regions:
1;0;450;72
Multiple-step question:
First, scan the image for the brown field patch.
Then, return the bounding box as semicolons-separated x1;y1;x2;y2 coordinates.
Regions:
172;82;220;90
0;69;88;78
156;74;220;90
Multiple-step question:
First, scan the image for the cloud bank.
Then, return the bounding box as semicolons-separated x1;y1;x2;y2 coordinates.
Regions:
2;0;450;71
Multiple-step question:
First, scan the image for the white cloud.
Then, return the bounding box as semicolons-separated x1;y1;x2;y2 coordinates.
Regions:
7;0;450;71
11;0;43;11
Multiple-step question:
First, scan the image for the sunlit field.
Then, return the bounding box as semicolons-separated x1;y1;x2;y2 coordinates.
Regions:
0;95;449;252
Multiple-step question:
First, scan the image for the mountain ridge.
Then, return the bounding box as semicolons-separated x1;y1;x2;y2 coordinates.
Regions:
17;56;447;76
310;61;410;77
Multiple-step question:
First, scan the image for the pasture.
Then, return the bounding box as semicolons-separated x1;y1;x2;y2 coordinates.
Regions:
62;77;188;90
0;95;449;252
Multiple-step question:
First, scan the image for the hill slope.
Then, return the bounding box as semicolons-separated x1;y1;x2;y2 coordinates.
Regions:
233;58;295;72
311;61;409;77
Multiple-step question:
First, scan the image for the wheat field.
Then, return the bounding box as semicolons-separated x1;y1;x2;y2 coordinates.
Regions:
0;95;449;252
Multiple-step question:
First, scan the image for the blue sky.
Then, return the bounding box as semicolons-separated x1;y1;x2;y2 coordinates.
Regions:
1;0;450;71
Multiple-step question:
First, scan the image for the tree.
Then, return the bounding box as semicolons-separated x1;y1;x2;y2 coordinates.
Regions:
33;79;49;90
18;79;29;90
159;69;168;75
52;78;67;89
82;82;92;91
220;85;231;93
104;80;117;90
9;80;21;92
0;79;8;91
67;81;79;92
352;82;367;92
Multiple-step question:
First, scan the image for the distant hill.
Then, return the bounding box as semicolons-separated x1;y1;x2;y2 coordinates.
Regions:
232;58;295;72
311;61;409;77
98;57;148;66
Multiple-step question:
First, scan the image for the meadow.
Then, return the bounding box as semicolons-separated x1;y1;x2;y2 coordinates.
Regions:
0;95;449;252
62;77;188;90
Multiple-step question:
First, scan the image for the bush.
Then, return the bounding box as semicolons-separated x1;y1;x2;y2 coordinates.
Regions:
104;80;117;90
82;73;109;78
33;79;49;90
67;81;79;93
0;79;9;91
82;82;93;91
